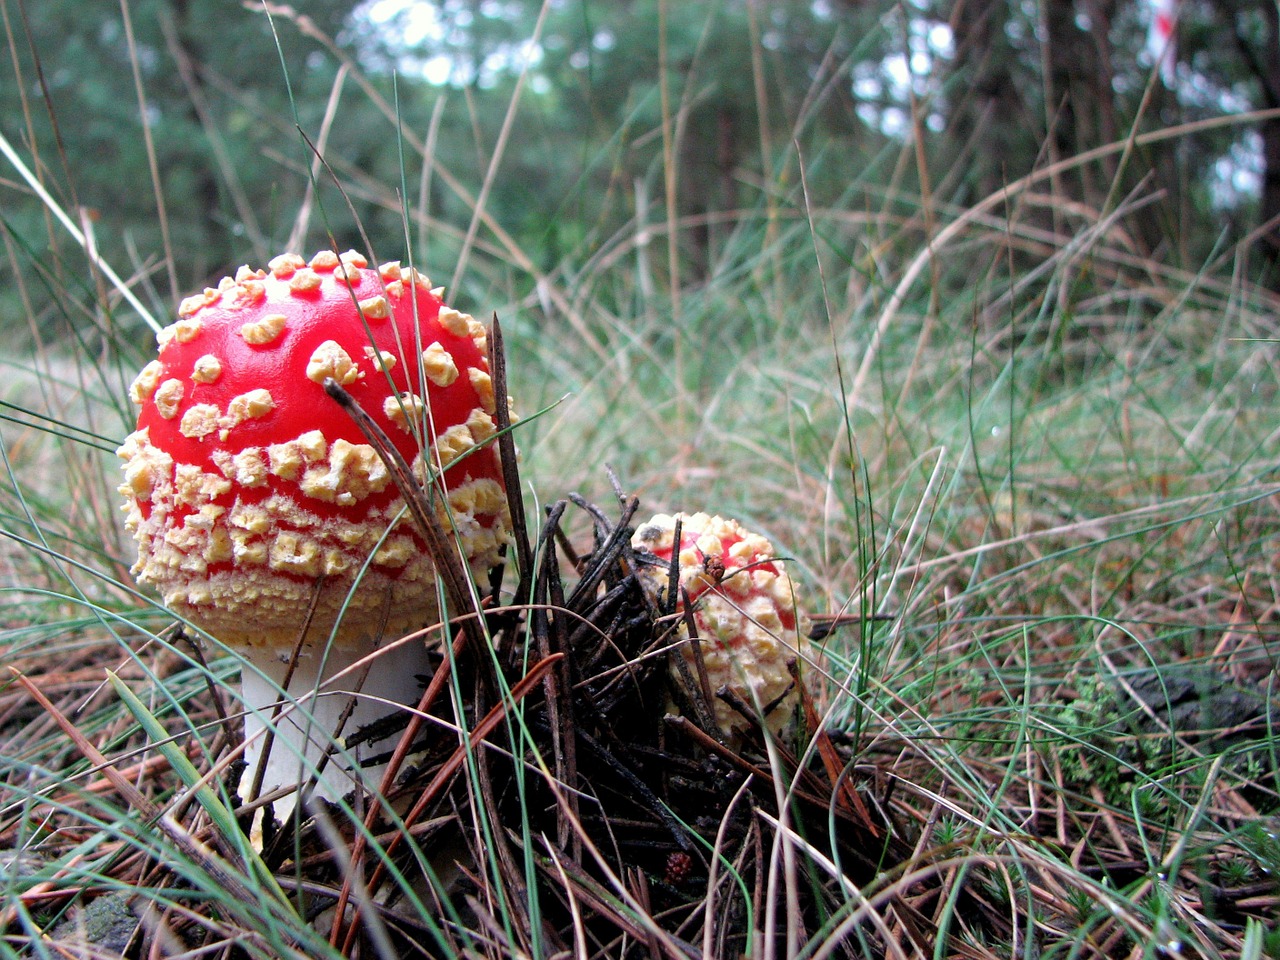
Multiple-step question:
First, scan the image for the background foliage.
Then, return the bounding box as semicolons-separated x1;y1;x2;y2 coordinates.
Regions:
4;0;1279;342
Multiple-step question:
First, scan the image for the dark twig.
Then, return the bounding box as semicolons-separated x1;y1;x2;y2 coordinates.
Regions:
565;496;640;610
489;313;532;596
660;516;684;618
322;379;485;653
575;727;696;854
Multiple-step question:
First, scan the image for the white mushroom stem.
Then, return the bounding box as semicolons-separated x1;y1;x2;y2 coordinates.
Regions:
236;637;433;820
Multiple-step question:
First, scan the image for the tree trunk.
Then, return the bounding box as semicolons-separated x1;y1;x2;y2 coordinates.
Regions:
1256;1;1280;288
1042;0;1092;204
947;0;1026;202
1083;0;1120;177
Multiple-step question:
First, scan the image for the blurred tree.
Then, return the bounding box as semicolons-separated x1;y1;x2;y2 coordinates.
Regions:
946;1;1024;202
1043;0;1122;201
937;0;1280;281
942;1;1142;213
370;0;894;283
1201;0;1280;286
4;0;1278;337
1;0;363;324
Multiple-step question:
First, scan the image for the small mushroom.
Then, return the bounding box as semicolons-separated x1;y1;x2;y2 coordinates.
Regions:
631;512;817;743
118;250;512;814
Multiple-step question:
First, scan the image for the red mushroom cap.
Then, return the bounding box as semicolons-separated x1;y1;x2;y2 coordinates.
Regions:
118;250;511;648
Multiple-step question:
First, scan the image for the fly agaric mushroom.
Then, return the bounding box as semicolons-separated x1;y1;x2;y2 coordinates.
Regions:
118;249;511;812
630;512;816;743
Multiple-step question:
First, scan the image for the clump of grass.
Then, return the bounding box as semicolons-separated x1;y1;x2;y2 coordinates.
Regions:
3;4;1280;958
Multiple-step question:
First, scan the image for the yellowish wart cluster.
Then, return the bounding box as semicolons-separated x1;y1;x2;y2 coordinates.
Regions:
162;386;275;442
119;419;510;647
631;513;817;742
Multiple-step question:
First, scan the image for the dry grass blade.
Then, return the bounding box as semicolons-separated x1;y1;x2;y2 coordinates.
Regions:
7;668;295;935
